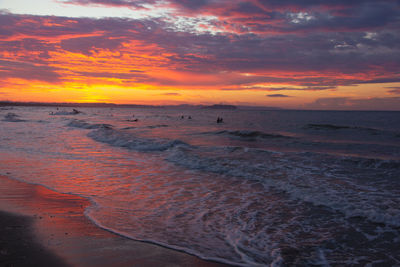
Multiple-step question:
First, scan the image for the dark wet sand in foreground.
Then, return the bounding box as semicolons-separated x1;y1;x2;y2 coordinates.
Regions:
0;175;230;267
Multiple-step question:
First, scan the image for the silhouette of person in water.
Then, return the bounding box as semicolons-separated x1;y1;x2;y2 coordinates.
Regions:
217;117;223;123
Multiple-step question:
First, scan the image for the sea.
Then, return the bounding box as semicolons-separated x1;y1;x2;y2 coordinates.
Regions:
0;106;399;266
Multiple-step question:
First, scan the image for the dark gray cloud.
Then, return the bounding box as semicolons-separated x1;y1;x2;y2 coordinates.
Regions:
266;86;337;91
60;36;125;55
0;7;399;86
266;94;291;97
159;92;181;96
305;96;400;110
0;59;61;82
74;71;148;80
386;87;400;94
60;0;400;33
58;0;154;8
155;29;400;76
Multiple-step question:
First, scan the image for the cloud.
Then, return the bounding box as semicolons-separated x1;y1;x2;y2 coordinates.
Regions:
58;1;400;33
0;7;399;89
222;85;338;91
58;0;154;8
60;36;125;55
159;92;181;96
266;94;291;97
386;87;400;94
74;71;148;80
265;86;337;91
0;59;61;82
305;96;400;110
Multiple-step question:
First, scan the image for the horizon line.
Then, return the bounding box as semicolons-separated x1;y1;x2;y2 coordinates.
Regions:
1;101;399;112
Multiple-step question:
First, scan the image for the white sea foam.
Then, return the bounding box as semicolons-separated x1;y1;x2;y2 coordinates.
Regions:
86;121;400;227
81;117;400;227
166;147;400;227
67;119;112;129
207;130;291;139
88;127;190;152
3;112;25;122
50;109;84;115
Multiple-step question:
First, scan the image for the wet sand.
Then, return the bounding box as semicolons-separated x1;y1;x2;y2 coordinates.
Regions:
0;175;229;267
0;210;68;267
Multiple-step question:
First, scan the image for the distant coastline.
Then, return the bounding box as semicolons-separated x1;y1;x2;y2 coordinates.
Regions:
202;104;237;110
2;101;398;111
0;101;281;110
0;101;155;108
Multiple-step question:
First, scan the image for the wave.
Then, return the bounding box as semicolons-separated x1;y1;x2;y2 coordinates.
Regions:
50;109;84;116
330;154;400;170
304;123;389;135
166;147;400;227
82;121;400;227
67;119;113;129
87;127;189;152
84;209;249;267
122;125;169;130
36;120;50;124
3;113;25;122
146;124;169;129
206;130;291;140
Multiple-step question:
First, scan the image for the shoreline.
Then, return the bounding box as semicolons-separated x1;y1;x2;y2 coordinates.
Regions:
0;175;230;267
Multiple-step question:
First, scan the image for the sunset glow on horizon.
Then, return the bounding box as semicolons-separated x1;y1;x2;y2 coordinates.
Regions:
1;0;400;110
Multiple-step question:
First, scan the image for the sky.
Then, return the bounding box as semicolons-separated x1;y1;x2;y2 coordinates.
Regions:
0;0;400;110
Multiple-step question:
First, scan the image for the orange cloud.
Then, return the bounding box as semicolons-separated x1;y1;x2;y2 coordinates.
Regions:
0;9;400;109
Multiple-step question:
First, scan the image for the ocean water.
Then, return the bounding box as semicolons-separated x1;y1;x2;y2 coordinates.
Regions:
0;106;399;266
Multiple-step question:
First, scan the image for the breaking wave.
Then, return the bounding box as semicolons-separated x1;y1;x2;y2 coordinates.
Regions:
206;130;291;140
146;124;169;129
87;127;189;152
83;122;400;227
50;109;84;115
3;113;25;122
121;125;169;130
166;146;400;227
67;119;113;129
304;124;400;137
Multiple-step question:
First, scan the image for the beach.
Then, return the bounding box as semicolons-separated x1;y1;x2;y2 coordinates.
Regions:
0;175;228;267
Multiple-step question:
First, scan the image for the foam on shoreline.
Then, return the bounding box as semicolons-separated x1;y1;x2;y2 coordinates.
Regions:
0;175;229;267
